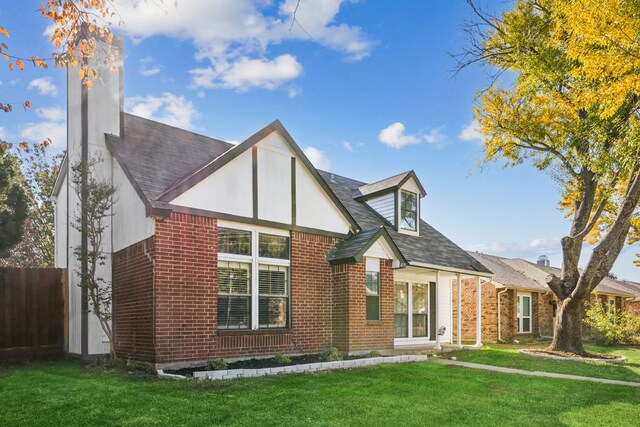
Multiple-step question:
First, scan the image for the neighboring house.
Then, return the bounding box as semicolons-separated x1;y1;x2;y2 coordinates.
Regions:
458;252;636;343
51;42;492;368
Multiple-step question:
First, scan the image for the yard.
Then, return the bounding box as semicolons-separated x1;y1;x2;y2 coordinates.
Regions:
443;342;640;383
1;353;639;426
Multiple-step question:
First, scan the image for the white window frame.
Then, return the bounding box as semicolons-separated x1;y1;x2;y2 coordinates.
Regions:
217;222;290;330
393;280;435;346
365;257;381;321
517;292;532;334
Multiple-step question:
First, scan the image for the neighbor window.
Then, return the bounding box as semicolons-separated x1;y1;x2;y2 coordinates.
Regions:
517;293;531;333
400;190;418;231
217;226;290;330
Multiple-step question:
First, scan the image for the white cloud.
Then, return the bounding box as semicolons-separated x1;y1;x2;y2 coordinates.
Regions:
116;0;373;91
27;77;57;96
19;106;66;146
303;146;331;170
287;84;302;98
0;126;6;141
379;122;420;149
342;141;363;152
467;237;561;259
190;54;302;90
125;92;199;129
459;120;484;142
424;126;447;145
139;56;162;76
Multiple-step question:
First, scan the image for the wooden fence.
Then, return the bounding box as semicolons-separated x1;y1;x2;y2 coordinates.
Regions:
0;268;65;362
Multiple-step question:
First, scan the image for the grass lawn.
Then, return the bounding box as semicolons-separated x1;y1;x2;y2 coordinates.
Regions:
444;342;640;383
1;361;639;426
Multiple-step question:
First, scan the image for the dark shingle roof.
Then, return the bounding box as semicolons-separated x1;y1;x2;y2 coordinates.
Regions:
467;252;545;291
107;113;234;202
327;226;405;265
319;171;492;275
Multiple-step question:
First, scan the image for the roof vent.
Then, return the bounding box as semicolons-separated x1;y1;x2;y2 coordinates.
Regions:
537;255;550;267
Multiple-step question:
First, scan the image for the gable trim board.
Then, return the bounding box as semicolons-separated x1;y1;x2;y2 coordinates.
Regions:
355;170;427;202
155;120;360;232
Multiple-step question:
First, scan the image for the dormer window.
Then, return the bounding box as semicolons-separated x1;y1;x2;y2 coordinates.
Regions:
400;190;417;231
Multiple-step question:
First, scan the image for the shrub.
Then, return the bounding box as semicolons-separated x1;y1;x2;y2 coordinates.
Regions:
206;358;228;371
583;302;640;345
365;350;382;358
273;354;292;365
318;347;343;362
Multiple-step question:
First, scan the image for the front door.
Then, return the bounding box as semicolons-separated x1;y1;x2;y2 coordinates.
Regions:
394;281;436;343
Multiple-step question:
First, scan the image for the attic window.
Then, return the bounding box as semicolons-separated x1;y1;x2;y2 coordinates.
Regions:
400;190;418;231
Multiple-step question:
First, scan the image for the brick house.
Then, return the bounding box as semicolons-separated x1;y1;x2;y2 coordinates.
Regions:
51;43;493;368
457;252;637;342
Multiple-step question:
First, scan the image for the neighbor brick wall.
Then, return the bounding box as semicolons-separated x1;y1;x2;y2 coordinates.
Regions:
538;293;555;337
452;278;497;343
153;212;218;365
113;237;156;363
628;300;640;316
332;258;394;353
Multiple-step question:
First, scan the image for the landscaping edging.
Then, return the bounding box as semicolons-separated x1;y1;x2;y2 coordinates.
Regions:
157;355;428;380
519;349;626;363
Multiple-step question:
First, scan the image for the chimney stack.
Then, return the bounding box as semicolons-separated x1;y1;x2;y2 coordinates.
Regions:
537;255;550;267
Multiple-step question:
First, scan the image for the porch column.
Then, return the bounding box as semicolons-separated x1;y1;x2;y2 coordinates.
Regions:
435;270;441;351
456;273;462;349
475;276;482;347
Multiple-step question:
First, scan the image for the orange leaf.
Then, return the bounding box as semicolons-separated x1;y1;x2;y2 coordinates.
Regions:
18;142;28;150
8;62;13;70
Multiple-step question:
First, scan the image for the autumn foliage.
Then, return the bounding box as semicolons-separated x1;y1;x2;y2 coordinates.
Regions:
0;1;120;151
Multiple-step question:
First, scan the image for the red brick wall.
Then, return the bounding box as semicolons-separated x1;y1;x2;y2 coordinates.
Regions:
153;212;218;365
538;293;555;337
628;300;640;316
332;258;394;353
113;237;156;362
452;278;498;343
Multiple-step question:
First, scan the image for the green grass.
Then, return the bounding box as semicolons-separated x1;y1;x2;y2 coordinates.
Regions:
445;343;640;383
1;360;639;426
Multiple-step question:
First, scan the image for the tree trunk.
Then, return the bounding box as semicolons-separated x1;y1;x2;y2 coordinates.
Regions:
548;298;586;355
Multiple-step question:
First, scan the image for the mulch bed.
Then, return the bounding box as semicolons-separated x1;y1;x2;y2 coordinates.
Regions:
167;353;368;377
524;349;622;360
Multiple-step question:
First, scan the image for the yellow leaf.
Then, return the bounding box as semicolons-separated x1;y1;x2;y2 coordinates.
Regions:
78;69;85;79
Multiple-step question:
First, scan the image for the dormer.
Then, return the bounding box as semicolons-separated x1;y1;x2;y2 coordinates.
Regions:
354;171;426;236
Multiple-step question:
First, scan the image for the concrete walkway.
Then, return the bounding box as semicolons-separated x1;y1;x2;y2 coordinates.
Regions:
436;359;640;388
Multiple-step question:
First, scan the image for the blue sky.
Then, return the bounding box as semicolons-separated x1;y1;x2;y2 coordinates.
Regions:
2;0;639;280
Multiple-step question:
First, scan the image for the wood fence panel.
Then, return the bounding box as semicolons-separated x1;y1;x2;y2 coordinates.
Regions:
0;268;65;362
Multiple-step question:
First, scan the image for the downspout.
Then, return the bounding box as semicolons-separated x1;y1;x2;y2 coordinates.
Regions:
497;287;508;343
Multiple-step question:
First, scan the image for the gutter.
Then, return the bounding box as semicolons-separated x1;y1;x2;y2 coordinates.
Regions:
497;287;509;343
408;261;493;278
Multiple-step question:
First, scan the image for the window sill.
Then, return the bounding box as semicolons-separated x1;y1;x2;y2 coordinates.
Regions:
365;320;382;325
217;328;291;336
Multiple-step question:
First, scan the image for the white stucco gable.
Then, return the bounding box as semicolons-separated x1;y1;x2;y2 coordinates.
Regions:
168;125;355;236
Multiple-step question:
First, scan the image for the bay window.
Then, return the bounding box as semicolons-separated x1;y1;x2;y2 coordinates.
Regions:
217;226;290;330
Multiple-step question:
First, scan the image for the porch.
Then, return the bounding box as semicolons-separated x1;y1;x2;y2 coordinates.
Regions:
392;265;489;351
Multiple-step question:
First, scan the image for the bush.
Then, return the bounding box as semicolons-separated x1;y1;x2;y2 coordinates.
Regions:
273;354;292;365
206;358;228;371
365;350;382;358
318;347;343;362
583;302;640;345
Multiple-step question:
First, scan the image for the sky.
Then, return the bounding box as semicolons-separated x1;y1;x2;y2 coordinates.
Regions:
1;0;639;280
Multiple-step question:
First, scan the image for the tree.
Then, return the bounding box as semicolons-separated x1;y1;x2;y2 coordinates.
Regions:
0;148;28;257
70;157;117;359
0;143;63;267
459;0;640;354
